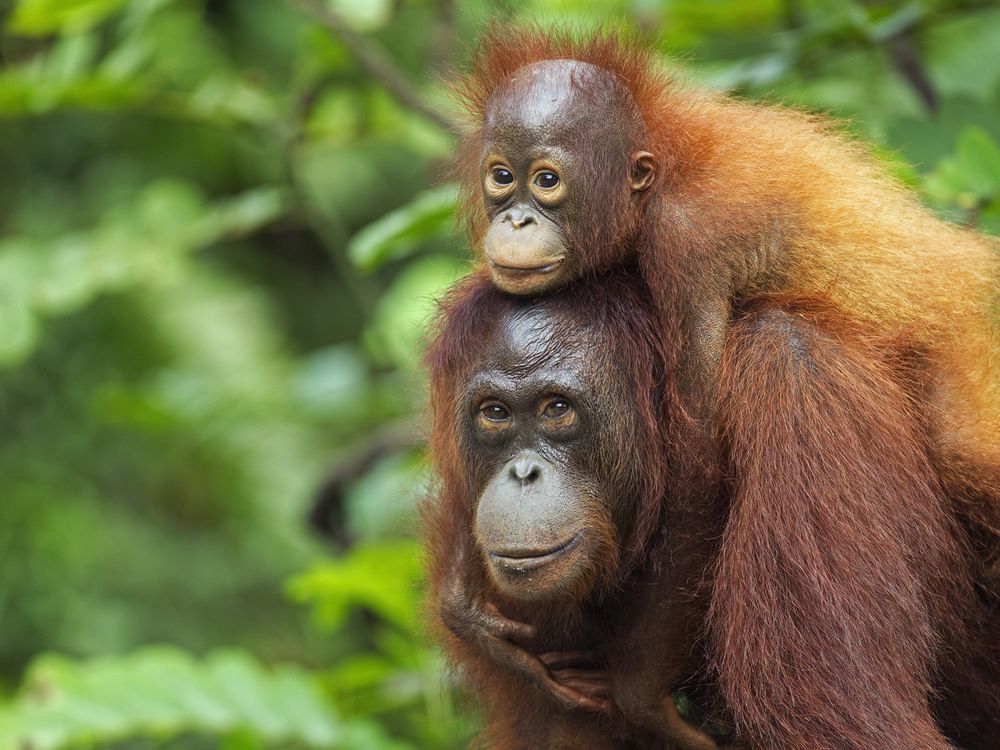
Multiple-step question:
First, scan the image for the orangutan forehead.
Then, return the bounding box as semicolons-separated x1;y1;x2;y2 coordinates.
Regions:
485;59;637;137
488;306;602;375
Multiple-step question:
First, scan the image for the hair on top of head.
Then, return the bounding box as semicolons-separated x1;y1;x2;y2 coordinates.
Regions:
453;25;669;131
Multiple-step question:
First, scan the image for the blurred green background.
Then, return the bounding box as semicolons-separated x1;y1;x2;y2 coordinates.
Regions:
0;0;998;748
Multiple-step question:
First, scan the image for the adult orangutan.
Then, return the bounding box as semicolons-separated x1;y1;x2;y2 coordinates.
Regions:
451;29;1000;536
425;269;1000;750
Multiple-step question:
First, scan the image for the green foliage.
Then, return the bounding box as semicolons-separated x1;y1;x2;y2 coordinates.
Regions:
289;541;423;634
289;544;471;748
8;0;131;36
0;0;996;748
0;647;410;750
0;181;287;365
365;254;469;371
348;185;459;272
926;126;1000;211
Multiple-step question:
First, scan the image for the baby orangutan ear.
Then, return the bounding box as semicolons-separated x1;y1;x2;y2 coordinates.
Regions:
630;151;657;192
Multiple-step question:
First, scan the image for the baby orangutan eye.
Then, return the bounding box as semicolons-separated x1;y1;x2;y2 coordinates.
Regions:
534;171;560;189
490;167;514;186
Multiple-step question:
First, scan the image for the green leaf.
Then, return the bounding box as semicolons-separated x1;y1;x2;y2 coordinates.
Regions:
0;647;355;750
0;261;40;365
0;182;290;368
347;184;459;272
926;126;1000;206
134;178;207;247
858;3;925;43
271;668;341;748
186;75;279;125
44;31;101;82
344;450;427;540
0;71;147;116
193;187;289;245
364;254;468;370
956;126;1000;199
292;344;371;419
7;0;130;36
207;652;293;740
287;540;424;634
325;0;393;33
925;8;1000;103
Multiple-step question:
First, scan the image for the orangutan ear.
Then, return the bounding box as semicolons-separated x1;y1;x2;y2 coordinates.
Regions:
630;151;657;192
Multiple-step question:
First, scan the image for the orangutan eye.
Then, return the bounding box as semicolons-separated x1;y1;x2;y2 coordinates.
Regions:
479;401;511;424
540;397;576;426
534;171;560;189
490;167;514;186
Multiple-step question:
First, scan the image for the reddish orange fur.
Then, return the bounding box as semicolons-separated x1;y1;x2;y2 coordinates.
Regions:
426;277;1000;749
431;26;1000;750
425;269;671;603
712;298;990;749
424;271;677;748
453;27;1000;526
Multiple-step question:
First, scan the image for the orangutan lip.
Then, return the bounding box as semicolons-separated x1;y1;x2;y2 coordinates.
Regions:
489;258;564;275
489;533;581;572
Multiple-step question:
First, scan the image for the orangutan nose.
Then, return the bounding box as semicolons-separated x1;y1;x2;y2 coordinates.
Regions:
506;207;536;229
509;453;544;485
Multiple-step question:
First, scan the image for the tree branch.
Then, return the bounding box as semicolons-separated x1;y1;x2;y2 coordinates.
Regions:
291;0;459;133
430;0;458;72
309;419;425;547
885;34;938;114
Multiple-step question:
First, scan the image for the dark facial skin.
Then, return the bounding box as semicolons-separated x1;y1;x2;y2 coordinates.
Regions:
481;60;656;294
461;306;623;603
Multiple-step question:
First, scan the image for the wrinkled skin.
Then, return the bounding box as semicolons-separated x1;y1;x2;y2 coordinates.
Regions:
462;309;617;602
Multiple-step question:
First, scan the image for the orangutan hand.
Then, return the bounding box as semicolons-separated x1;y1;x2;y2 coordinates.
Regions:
439;585;612;713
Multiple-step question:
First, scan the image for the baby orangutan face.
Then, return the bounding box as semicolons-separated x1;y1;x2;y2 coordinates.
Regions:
479;60;655;295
